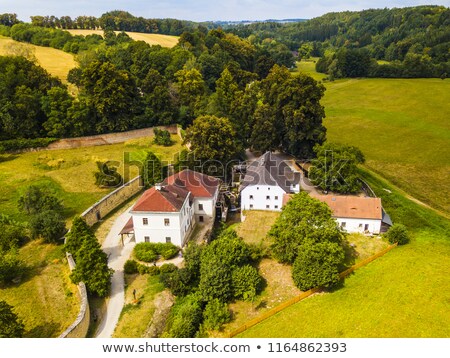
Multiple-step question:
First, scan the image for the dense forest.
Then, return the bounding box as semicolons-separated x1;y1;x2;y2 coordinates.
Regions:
1;16;322;159
229;6;450;78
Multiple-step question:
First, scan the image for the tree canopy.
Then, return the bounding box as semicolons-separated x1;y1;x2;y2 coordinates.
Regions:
0;301;25;338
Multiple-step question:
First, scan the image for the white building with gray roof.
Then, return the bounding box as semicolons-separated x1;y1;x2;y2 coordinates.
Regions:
240;152;301;213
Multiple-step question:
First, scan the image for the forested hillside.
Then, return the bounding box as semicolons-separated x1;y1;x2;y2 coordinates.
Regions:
229;6;450;78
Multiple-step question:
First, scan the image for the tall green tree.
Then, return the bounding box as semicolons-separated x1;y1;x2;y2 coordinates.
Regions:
184;115;241;176
309;143;365;194
270;192;343;264
143;151;163;187
18;185;63;215
29;210;66;243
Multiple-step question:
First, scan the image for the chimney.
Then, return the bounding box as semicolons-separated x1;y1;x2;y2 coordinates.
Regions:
155;183;162;191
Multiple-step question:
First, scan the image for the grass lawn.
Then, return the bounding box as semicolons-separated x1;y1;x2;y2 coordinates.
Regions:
294;62;450;214
235;211;280;247
295;58;327;81
113;274;165;337
66;30;179;48
0;134;183;337
0;241;79;337
239;169;450;338
0;36;76;84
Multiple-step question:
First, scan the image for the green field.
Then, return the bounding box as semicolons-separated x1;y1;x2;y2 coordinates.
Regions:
240;169;450;337
0;36;76;83
0;134;183;337
296;60;450;215
66;30;179;48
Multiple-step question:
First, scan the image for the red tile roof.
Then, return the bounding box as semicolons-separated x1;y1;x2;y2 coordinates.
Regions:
164;169;220;198
119;217;134;234
310;194;382;220
132;184;190;213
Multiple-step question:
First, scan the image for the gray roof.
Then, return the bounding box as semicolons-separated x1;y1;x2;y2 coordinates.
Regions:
241;152;300;193
382;210;393;226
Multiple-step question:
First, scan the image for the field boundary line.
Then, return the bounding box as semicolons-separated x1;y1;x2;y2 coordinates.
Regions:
227;243;398;337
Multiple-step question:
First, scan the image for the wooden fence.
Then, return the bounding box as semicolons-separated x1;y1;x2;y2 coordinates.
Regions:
227;243;398;337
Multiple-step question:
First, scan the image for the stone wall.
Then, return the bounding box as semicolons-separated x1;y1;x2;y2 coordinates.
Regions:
59;254;90;338
81;176;143;226
46;125;178;150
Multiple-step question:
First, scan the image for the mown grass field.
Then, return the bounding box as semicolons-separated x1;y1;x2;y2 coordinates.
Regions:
0;35;76;83
66;30;179;48
296;60;450;214
0;134;183;337
240;169;450;337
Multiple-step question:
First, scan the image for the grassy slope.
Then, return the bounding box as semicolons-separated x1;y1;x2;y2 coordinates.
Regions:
297;60;450;214
240;169;450;338
0;135;183;337
0;36;76;83
66;30;179;48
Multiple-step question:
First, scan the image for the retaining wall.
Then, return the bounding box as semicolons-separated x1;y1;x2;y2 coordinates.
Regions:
59;254;90;338
81;176;143;226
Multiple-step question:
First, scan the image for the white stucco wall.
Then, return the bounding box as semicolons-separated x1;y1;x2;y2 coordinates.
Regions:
132;197;194;246
241;185;285;211
335;217;381;235
193;187;219;221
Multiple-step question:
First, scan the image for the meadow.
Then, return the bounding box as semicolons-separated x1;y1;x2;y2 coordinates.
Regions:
240;169;450;337
0;134;183;337
0;35;76;83
66;30;179;48
296;60;450;215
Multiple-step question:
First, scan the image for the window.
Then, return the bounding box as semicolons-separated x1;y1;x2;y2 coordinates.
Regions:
257;187;259;190
274;205;278;209
359;223;363;228
144;236;150;243
142;218;148;225
199;215;204;222
266;205;270;209
165;237;171;243
266;195;270;200
364;224;369;231
268;187;270;190
164;218;170;226
340;222;346;229
198;203;204;211
275;196;279;200
249;195;254;200
249;204;253;209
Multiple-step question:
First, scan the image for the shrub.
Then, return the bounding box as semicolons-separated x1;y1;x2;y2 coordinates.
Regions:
0;301;25;338
134;243;158;263
124;260;139;274
160;268;194;297
161;246;179;260
29;210;66;243
385;223;410;245
94;161;122;187
203;298;231;331
232;265;263;301
292;241;345;291
0;250;26;285
153;128;173;146
159;263;178;274
164;294;203;338
145;265;160;276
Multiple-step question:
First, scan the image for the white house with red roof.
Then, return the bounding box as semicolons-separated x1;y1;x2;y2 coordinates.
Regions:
129;169;220;247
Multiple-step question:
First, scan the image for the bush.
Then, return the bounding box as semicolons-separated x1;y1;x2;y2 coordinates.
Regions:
134;242;179;262
232;265;263;301
0;301;25;338
203;298;231;331
164;294;203;338
145;265;160;276
0;250;26;285
159;263;178;274
134;243;158;263
160;268;194;296
292;241;345;291
153;128;173;146
94;161;122;187
124;260;139;274
29;210;66;243
385;223;410;245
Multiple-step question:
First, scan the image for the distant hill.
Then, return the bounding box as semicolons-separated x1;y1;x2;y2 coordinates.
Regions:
228;6;450;62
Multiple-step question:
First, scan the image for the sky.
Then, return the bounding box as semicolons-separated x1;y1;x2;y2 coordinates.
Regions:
0;0;449;22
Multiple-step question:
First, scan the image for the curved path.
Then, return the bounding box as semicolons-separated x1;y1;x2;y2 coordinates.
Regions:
95;207;135;338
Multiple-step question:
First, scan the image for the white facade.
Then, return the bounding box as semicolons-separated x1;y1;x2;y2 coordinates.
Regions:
193;187;219;221
241;185;286;212
133;197;194;247
335;217;381;235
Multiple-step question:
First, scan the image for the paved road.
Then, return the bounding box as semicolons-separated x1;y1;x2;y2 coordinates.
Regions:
95;206;135;338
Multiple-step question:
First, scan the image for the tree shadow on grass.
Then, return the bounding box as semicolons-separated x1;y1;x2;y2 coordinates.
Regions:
25;322;61;338
0;154;18;163
341;238;358;269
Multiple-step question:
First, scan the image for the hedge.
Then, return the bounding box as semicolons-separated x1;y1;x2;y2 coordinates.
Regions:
0;138;58;153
